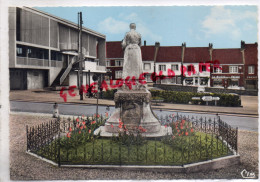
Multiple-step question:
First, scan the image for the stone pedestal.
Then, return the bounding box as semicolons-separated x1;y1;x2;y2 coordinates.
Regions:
95;89;172;137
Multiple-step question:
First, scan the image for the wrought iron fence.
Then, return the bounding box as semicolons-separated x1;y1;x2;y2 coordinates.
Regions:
26;113;238;167
26;119;60;162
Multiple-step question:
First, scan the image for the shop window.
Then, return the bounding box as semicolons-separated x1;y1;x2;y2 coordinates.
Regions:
200;77;208;85
213;80;222;87
229;79;239;87
185;78;193;85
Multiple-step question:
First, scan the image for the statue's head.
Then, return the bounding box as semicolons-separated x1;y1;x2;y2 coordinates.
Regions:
130;23;136;30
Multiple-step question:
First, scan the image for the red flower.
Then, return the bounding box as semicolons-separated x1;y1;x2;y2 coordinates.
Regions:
105;112;108;117
180;125;183;129
118;124;122;129
80;126;83;130
69;127;72;132
97;114;100;118
182;120;185;124
76;118;80;122
88;129;91;133
84;125;86;129
110;124;114;128
185;131;188;136
179;134;181;136
177;130;180;133
67;132;71;138
79;130;81;134
164;125;167;128
82;121;86;125
91;121;96;125
191;128;194;133
76;124;79;128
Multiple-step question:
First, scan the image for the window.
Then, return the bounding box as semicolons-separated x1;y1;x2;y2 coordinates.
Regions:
115;70;122;79
115;60;122;67
213;66;222;73
51;51;62;61
229;66;238;73
213;80;222;87
201;65;206;72
248;66;255;74
187;65;195;72
16;45;26;57
171;77;177;84
144;63;151;70
159;65;166;71
106;60;110;67
171;64;179;71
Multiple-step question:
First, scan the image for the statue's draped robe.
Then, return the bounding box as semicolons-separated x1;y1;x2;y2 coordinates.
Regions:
122;30;143;80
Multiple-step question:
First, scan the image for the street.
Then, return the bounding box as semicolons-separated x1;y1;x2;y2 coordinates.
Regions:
10;101;258;132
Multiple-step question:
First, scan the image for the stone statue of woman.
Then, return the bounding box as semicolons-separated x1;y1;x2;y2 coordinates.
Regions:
121;23;143;84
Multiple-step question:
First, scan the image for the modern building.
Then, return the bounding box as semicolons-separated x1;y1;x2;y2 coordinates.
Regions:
9;7;106;90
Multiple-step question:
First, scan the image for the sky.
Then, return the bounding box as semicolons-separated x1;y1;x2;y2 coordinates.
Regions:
36;6;258;48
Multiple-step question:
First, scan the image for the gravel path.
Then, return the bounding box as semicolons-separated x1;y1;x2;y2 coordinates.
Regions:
9;113;258;180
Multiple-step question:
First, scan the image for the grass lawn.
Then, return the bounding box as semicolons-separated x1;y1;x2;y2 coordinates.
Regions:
38;132;231;166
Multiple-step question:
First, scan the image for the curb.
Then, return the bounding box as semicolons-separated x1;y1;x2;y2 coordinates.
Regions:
10;99;258;117
26;150;240;173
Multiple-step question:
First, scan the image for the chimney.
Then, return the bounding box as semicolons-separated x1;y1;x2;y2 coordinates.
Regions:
209;43;213;49
144;40;146;46
155;42;160;48
241;40;245;50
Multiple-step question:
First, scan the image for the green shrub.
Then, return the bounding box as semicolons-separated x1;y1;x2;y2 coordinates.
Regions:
150;90;241;107
103;89;117;100
102;89;241;107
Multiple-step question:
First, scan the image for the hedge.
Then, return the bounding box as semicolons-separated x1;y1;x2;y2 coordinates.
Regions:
102;89;241;107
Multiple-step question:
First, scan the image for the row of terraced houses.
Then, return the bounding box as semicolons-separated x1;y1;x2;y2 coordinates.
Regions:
106;41;258;90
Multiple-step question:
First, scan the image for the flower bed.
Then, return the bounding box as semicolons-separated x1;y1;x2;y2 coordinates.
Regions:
27;113;238;167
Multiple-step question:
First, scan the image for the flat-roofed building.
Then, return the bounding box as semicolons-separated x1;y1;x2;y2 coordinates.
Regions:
9;7;106;90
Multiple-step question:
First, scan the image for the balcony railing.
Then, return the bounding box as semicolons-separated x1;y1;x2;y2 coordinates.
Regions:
16;57;62;68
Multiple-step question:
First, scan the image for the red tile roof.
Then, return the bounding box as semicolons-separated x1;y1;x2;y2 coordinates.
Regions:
106;41;124;58
212;49;243;64
156;46;182;62
244;43;258;65
184;47;210;63
141;46;155;61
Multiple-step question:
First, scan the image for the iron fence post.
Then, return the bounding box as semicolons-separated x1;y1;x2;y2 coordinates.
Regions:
26;125;29;151
236;127;238;154
58;129;61;167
